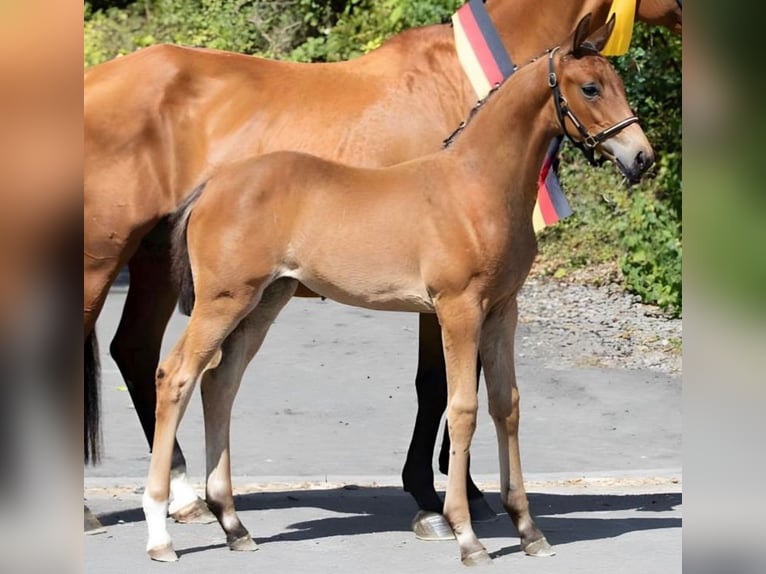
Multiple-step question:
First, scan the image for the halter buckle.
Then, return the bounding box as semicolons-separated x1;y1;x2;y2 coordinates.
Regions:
547;72;557;88
584;134;598;148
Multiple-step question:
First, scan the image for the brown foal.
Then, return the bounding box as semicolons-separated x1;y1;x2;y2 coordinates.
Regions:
84;0;682;528
143;16;653;565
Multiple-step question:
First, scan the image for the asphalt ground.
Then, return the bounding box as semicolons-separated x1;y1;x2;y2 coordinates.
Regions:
85;287;681;572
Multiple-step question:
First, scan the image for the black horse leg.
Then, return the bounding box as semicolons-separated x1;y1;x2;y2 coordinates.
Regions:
402;313;488;514
109;237;213;522
402;313;448;513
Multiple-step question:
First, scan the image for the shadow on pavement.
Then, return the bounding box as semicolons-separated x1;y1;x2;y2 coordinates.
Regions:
176;542;228;557
93;486;680;552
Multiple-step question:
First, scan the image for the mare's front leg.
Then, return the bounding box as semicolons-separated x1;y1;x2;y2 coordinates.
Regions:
111;240;213;523
479;300;553;557
437;298;492;566
403;313;494;541
201;279;298;552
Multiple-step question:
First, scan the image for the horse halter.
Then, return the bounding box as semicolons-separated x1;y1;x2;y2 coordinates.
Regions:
547;47;639;166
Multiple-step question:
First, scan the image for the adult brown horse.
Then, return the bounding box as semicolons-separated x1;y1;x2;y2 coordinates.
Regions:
142;15;653;564
84;0;681;530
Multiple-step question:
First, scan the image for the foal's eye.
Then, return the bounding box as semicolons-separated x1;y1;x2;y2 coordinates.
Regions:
581;83;600;99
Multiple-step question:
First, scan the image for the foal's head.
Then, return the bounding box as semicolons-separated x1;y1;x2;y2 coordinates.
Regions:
551;14;655;184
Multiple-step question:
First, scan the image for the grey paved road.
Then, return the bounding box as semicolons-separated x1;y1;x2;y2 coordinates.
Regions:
85;288;681;573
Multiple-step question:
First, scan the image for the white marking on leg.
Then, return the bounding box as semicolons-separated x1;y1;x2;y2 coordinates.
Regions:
168;471;199;514
142;492;171;551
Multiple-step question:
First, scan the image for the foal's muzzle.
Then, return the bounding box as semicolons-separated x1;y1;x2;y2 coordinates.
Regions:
617;148;655;185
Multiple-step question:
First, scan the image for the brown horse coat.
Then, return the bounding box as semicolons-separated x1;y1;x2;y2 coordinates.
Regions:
84;0;682;523
141;16;654;564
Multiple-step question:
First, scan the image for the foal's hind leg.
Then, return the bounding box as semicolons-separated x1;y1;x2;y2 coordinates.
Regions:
111;242;213;523
143;288;258;561
479;300;553;557
201;279;298;552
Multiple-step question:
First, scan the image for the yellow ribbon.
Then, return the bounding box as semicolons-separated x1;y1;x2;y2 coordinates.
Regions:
601;0;636;56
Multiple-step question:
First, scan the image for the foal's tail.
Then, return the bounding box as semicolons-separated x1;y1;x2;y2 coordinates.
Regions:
84;331;101;464
170;182;207;316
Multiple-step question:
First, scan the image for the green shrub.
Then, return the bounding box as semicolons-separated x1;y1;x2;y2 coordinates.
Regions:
616;187;682;314
290;0;461;62
85;0;321;67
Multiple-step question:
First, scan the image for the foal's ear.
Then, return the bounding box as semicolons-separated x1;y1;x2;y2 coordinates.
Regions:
572;12;593;53
583;13;616;54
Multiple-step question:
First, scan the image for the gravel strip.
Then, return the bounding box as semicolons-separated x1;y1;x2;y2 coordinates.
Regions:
516;274;682;375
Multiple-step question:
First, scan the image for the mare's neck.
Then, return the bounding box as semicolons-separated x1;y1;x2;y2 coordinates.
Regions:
487;0;612;63
447;55;559;217
360;0;615;144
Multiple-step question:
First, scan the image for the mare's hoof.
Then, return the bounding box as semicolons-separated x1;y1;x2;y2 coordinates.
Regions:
522;536;555;557
170;498;217;524
229;534;259;552
412;510;455;541
84;507;106;535
462;548;493;566
469;497;498;523
147;543;179;562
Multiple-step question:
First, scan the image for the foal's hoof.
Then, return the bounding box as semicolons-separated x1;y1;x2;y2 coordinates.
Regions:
229;534;259;552
84;507;106;535
469;497;498;523
412;510;455;541
462;548;493;566
148;543;179;562
522;536;555;557
170;498;217;524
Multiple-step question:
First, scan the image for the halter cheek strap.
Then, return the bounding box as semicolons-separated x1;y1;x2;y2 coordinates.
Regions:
547;47;639;166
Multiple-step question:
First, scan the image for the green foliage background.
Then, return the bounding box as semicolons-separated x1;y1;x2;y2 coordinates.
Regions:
84;0;682;316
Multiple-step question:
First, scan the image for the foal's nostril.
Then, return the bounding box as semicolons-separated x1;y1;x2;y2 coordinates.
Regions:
636;151;645;170
634;150;654;173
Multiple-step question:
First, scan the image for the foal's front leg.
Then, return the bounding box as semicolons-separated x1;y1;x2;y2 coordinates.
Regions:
437;300;492;566
479;300;553;557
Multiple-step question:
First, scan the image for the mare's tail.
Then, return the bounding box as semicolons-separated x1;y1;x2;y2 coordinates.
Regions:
170;182;207;316
84;331;101;464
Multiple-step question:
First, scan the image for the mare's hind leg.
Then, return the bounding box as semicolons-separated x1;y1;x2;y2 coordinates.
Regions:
402;313;493;540
110;239;213;523
143;284;259;561
479;300;552;557
201;278;298;551
84;239;127;533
